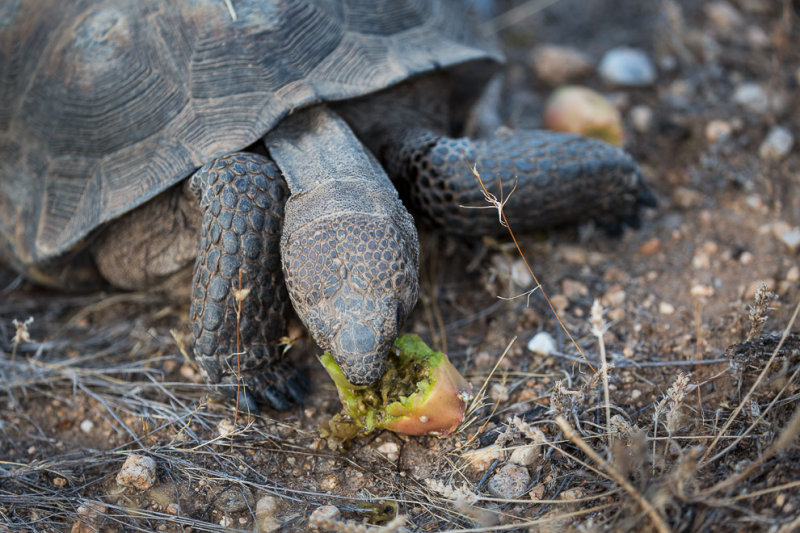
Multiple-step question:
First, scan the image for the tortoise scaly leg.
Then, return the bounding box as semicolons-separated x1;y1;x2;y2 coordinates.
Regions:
189;153;308;411
379;128;656;236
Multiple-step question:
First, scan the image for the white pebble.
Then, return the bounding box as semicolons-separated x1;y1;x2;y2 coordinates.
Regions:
759;126;794;161
659;302;675;315
377;441;400;462
116;455;157;491
79;419;94;434
527;332;556;356
599;47;656;87
786;266;800;283
630;105;653;133
732;83;784;115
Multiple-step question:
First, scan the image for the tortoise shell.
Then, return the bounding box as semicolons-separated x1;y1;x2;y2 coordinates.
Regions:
0;0;499;278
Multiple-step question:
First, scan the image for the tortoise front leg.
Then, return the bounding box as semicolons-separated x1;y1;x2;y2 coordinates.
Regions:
189;153;308;411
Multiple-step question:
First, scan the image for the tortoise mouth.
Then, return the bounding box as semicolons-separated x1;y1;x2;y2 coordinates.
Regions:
330;323;392;385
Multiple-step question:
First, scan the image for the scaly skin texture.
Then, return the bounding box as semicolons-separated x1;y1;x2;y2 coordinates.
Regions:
188;153;307;411
380;129;654;235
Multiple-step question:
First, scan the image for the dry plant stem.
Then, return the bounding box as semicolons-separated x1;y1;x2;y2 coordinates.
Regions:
590;300;612;449
700;300;800;464
706;351;800;465
462;337;516;442
697;398;800;498
463;155;594;371
555;416;671;533
693;299;704;434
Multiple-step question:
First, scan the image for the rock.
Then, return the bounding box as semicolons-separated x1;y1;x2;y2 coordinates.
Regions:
310;505;341;530
630;105;653;133
487;463;530;498
464;444;505;472
71;502;108;533
732;83;785;115
320;475;338;491
705;2;744;37
659;302;675;315
255;495;281;533
527;332;556;356
598;47;656;87
759;126;794;161
530;44;594;85
774;224;800;252
561;279;588;299
543;86;624;146
705;119;733;142
116;455;156;491
786;266;800;283
215;485;255;514
638;238;661;256
79;419;94;434
509;444;539;466
376;441;400;462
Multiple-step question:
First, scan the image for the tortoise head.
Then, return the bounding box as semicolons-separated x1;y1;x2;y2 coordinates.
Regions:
281;199;419;385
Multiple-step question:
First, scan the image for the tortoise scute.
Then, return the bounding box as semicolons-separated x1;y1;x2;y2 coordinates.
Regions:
1;0;495;268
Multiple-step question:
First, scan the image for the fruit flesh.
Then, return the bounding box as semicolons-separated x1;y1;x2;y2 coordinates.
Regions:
321;334;472;438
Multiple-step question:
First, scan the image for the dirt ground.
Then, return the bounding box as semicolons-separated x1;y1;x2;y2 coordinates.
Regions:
2;1;800;531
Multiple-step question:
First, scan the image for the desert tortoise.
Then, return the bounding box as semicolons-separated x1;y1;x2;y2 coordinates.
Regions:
0;0;654;410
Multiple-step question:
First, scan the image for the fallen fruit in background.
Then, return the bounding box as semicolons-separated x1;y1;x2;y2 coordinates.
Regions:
543;85;625;146
321;334;473;440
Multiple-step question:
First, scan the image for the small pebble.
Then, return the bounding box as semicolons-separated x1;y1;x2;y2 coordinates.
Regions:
690;284;715;298
530;44;594;85
638;238;661;256
561;279;588;298
758;126;794;161
527;331;556;356
116;455;157;491
320;474;338;491
376;441;400;462
217;419;235;438
310;505;341;530
166;503;180;515
464;444;505;472
732;83;784;115
543;86;624;146
599;47;656;87
630;105;653;133
659;302;675;315
487;463;530;499
785;266;800;283
705;119;733;142
560;487;586;500
219;516;233;528
256;495;281;533
705;1;744;36
79;420;94;434
509;444;539;467
511;259;533;288
489;382;509;402
216;485;254;514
